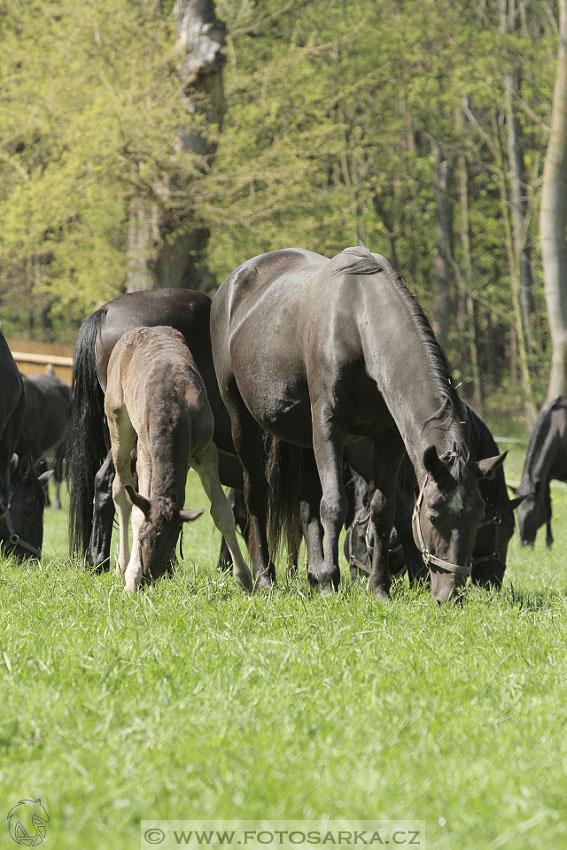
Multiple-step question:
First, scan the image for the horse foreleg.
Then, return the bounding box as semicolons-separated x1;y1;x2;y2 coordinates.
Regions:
192;443;253;592
311;409;346;594
368;432;405;600
298;450;324;578
123;445;150;593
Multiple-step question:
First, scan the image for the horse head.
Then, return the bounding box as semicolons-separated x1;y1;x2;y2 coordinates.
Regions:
414;446;506;601
125;485;204;586
0;453;48;561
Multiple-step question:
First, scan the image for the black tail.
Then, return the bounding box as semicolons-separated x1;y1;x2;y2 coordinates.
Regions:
67;306;109;557
265;435;303;566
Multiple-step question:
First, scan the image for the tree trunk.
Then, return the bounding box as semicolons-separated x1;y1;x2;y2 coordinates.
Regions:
501;0;535;352
542;0;567;400
456;139;484;413
127;0;226;292
432;139;454;351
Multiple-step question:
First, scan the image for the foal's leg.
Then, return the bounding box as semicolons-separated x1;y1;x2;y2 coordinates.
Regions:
123;445;150;593
192;443;253;592
108;409;137;579
216;488;248;573
310;406;346;594
367;431;405;600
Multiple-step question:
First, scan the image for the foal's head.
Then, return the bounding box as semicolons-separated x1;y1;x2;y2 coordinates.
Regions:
125;485;204;584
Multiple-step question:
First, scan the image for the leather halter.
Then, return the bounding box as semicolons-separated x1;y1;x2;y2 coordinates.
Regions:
471;512;502;567
412;473;473;577
2;506;42;560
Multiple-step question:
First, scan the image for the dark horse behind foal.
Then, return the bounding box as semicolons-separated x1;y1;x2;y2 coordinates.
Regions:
67;289;242;567
211;246;504;601
516;396;567;547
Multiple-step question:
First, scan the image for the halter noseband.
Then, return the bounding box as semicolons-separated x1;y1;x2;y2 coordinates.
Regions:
2;506;42;560
412;473;473;578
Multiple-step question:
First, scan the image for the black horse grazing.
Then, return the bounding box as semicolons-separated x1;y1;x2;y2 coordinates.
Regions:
516;396;567;547
0;450;49;561
211;246;504;601
0;332;25;519
67;289;242;567
345;402;523;589
21;373;70;509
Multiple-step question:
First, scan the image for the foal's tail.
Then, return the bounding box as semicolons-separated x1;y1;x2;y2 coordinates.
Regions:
67;305;109;558
265;435;303;566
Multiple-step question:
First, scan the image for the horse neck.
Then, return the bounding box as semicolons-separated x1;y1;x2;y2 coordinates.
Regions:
143;415;191;507
359;309;467;481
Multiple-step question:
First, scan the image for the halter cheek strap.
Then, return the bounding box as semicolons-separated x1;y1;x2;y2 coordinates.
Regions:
412;475;472;578
471;513;502;567
3;507;42;560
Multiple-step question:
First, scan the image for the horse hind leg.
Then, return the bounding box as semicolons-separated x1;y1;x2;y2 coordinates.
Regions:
310;409;346;594
192;443;253;593
228;398;276;589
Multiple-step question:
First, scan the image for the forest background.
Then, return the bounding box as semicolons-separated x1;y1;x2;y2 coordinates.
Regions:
1;0;564;431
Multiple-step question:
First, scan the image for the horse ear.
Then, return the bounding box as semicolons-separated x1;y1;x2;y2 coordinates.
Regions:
38;469;54;485
125;484;151;517
179;508;205;523
423;445;444;477
509;493;527;511
475;452;507;479
422;445;454;489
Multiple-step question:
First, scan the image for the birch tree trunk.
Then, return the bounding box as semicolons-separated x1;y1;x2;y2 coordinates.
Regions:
541;0;567;400
127;0;226;292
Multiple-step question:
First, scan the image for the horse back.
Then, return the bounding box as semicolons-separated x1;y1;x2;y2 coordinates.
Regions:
520;396;567;490
97;289;212;387
21;374;70;458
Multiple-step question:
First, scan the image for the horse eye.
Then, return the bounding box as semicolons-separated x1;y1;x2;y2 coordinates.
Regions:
427;510;440;523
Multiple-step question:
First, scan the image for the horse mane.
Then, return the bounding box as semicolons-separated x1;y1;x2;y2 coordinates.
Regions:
336;246;469;478
522;396;567;481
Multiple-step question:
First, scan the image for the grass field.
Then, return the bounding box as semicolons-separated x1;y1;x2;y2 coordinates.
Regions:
1;442;567;849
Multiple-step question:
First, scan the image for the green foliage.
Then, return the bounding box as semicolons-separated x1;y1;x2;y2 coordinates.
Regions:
0;0;560;406
0;0;201;327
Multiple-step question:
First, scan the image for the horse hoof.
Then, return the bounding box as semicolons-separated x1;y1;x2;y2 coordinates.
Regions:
254;573;274;591
373;587;390;602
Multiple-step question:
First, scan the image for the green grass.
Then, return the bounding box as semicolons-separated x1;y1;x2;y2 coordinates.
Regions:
1;445;567;850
